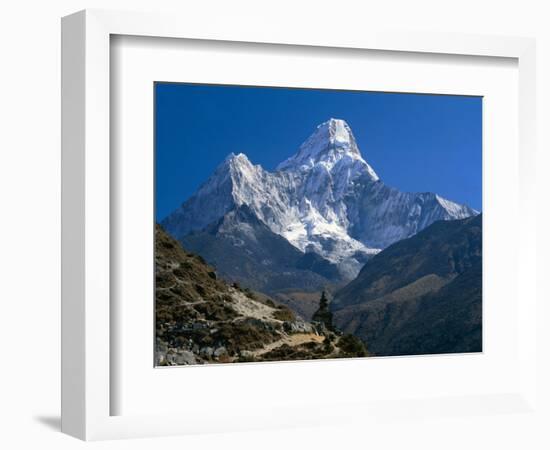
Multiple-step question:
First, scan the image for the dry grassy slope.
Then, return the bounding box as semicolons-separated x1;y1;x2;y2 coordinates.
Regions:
333;215;482;356
155;224;367;365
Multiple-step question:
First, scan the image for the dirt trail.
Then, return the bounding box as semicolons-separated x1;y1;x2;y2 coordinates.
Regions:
252;333;325;356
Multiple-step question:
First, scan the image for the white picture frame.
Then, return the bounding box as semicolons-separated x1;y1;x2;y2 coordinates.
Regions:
61;9;537;441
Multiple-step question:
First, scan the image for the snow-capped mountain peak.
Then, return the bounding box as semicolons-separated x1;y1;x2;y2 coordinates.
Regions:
223;152;257;176
162;119;477;280
225;151;251;164
276;118;379;181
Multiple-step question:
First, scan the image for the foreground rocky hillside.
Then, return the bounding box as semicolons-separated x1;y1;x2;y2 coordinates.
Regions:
332;215;482;356
155;224;367;365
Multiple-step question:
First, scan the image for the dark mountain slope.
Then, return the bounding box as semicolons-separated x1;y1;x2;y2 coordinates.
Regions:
180;204;342;295
332;214;482;356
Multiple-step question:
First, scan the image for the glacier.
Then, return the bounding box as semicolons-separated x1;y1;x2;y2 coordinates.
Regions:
162;118;478;279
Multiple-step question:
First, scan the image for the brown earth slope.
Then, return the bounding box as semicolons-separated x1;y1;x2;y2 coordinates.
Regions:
155;224;368;365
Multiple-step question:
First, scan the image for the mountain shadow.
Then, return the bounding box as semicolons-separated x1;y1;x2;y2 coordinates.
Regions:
180;204;342;296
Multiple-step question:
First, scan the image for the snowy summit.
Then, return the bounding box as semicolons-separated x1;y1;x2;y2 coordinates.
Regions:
277;118;378;181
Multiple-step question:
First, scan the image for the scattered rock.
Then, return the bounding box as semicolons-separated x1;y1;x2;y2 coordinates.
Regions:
174;351;197;365
283;320;315;334
213;346;227;357
200;347;214;358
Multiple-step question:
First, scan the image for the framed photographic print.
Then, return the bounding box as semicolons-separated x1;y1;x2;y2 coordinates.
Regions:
154;84;482;366
61;9;537;441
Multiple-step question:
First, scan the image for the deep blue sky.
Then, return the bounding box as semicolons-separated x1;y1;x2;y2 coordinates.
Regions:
155;83;482;221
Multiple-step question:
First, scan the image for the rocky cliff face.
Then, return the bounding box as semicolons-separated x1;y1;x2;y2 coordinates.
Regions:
162;118;477;284
332;214;482;356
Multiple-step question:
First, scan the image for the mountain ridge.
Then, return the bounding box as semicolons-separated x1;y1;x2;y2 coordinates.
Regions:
332;214;482;356
162;118;477;281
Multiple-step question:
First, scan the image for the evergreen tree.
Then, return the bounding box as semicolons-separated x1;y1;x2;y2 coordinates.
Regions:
312;290;334;331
